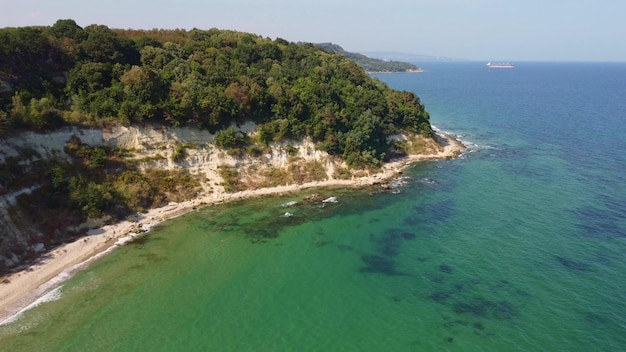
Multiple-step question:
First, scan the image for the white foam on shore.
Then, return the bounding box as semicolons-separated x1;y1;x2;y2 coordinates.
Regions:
432;124;479;153
0;286;62;326
112;232;142;246
0;224;155;327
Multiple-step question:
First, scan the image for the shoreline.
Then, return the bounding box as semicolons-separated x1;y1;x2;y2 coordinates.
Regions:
366;68;423;74
0;133;466;325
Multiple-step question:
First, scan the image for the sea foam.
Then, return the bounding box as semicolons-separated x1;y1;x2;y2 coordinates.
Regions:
0;286;63;326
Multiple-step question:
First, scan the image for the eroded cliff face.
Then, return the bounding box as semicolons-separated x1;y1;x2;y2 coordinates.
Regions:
0;124;348;272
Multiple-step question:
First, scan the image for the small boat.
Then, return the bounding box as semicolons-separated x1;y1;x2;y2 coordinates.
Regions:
486;61;515;69
283;212;294;217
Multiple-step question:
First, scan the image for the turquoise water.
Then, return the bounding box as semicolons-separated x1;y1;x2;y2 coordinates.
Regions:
2;62;626;351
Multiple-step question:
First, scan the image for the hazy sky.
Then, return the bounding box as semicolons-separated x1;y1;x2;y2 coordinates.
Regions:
1;0;624;61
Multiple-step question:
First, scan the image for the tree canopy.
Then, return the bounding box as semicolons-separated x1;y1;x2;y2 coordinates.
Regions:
0;20;432;167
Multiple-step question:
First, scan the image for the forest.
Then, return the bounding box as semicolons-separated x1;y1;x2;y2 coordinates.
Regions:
0;19;432;167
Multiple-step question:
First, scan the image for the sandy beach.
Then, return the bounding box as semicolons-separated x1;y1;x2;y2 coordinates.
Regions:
0;133;465;324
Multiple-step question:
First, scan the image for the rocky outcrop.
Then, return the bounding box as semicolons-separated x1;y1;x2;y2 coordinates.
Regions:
0;122;341;176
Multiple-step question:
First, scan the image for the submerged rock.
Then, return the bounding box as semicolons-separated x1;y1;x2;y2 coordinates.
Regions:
557;256;592;271
453;298;518;320
439;264;454;274
360;255;400;275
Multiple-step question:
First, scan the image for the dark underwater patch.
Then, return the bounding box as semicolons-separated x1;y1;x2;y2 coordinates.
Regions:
574;205;626;238
405;199;456;228
427;273;530;332
314;239;330;247
439;264;454;274
500;156;551;180
336;244;353;252
557;256;592;272
372;232;402;257
431;275;445;284
442;319;469;328
246;228;280;243
139;252;168;264
359;255;403;275
429;291;452;303
400;232;417;240
473;321;485;330
367;228;419;259
129;234;152;247
489;279;528;296
453;298;518;320
584;312;609;326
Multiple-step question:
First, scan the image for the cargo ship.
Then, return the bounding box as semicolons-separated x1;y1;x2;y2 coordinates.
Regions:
486;61;515;68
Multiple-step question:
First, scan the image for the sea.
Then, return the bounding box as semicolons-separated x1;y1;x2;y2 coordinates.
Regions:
1;62;626;351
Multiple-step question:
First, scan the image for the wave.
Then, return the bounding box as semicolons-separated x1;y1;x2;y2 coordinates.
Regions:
0;286;62;326
0;223;158;327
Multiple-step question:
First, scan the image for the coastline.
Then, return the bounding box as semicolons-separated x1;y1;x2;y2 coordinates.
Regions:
366;68;423;74
0;133;465;325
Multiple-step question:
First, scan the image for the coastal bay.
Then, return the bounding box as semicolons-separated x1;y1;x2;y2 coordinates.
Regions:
0;133;465;325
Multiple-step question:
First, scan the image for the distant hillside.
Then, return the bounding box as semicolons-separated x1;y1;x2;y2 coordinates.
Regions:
315;43;421;73
363;51;463;62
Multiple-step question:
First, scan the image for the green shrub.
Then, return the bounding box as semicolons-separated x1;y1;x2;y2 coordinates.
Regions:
171;143;186;162
218;165;244;192
246;145;264;157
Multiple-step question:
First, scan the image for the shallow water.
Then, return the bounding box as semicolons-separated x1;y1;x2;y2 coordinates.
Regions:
1;62;626;351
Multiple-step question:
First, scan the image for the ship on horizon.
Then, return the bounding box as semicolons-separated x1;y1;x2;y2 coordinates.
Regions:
486;61;515;68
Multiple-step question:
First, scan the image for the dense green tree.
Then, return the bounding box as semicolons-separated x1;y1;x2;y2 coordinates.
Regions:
68;175;115;218
67;62;114;94
214;127;239;148
48;19;87;42
140;45;175;71
120;66;166;102
0;20;433;166
0;27;49;72
7;93;63;130
81;24;139;64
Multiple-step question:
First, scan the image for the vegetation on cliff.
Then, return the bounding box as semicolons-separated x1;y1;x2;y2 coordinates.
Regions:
0;19;432;167
0;136;202;272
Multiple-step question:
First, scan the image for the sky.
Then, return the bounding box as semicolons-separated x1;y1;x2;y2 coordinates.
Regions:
1;0;625;62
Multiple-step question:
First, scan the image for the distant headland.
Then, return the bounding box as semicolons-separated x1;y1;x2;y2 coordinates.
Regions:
314;43;423;73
